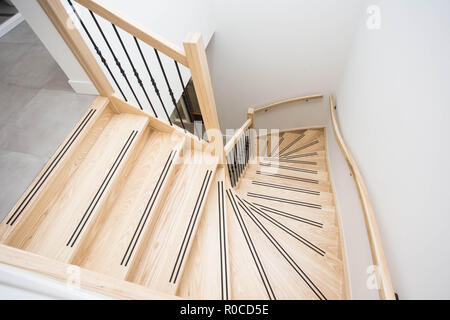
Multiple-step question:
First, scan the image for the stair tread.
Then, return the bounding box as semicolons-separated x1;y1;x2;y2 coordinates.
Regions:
229;191;341;300
231;127;347;299
178;167;230;299
6;112;148;262
126;150;218;295
237;178;334;206
244;166;332;193
71;129;185;279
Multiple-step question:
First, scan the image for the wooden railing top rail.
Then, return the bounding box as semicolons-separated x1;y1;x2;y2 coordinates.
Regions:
224;119;252;154
74;0;188;66
329;95;395;300
254;94;323;113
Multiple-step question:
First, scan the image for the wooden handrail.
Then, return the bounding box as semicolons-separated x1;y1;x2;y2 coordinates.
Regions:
254;94;323;113
329;95;395;300
74;0;188;66
224;119;252;154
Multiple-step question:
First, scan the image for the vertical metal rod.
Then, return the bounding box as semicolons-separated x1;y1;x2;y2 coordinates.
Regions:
112;24;152;112
133;36;165;118
226;154;235;187
87;10;127;101
245;130;249;165
66;1;122;99
233;144;238;187
174;61;195;123
238;136;243;178
154;49;185;129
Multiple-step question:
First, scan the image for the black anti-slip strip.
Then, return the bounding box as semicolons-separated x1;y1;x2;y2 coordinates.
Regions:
240;198;325;256
256;171;319;184
236;197;326;300
170;170;213;283
67;130;138;247
218;181;229;300
121;150;177;266
254;203;323;228
7;109;97;226
259;162;318;174
281;140;319;157
264;158;317;165
226;189;276;300
247;192;322;210
252;181;320;196
278;152;319;160
270;137;284;156
278;134;305;155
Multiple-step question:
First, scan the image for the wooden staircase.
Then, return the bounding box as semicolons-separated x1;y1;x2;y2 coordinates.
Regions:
0;0;395;300
228;128;347;300
0;98;347;299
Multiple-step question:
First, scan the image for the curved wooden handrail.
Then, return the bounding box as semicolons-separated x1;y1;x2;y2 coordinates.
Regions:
329;95;395;300
224;119;252;154
254;94;323;113
74;0;188;66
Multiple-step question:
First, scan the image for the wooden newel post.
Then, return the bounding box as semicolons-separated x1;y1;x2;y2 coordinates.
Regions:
183;32;225;163
247;108;255;128
247;108;257;156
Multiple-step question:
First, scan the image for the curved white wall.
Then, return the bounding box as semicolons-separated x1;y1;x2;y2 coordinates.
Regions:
336;0;450;299
207;0;364;131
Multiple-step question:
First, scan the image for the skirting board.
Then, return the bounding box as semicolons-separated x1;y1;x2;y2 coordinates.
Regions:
68;80;99;95
0;13;24;38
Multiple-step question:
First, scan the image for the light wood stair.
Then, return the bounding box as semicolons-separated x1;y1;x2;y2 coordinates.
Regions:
227;128;348;299
0;99;347;300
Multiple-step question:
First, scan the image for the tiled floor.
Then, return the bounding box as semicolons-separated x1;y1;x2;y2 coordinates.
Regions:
0;21;96;221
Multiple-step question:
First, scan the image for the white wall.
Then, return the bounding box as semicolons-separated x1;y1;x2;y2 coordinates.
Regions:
11;0;94;94
208;0;381;299
336;0;450;299
13;0;215;115
207;0;364;131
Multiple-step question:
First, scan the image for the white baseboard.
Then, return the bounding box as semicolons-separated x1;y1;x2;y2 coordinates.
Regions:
68;80;99;95
0;13;24;38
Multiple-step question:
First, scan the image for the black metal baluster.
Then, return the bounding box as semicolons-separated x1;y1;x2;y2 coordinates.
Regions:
238;136;244;178
233;144;239;186
154;49;185;130
134;37;168;120
244;130;247;165
245;130;249;165
174;61;195;123
66;1;123;98
111;24;147;111
86;10;128;101
226;154;235;187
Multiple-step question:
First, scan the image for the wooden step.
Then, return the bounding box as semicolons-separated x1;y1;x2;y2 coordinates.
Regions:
3;110;149;262
225;188;274;299
234;127;347;300
227;190;339;300
125;150;218;295
256;161;330;182
0;97;111;240
236;179;334;207
275;130;324;157
70;130;186;279
178;166;231;299
244;164;332;193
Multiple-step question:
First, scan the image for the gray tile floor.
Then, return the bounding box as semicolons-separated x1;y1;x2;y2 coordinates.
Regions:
0;22;96;221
